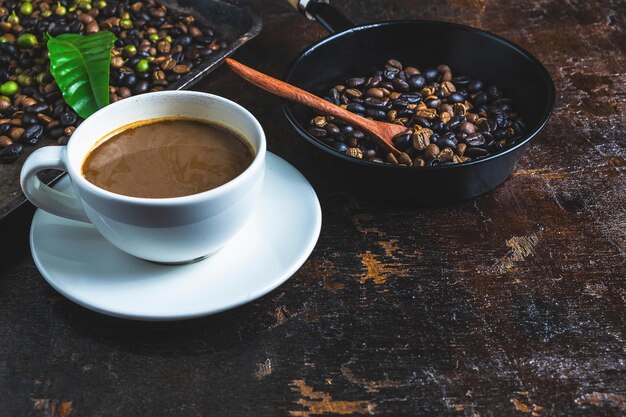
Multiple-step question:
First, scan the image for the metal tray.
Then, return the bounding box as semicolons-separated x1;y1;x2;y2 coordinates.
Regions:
0;0;262;220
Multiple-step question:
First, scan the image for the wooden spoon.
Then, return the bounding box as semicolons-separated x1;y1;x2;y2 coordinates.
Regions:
225;58;407;156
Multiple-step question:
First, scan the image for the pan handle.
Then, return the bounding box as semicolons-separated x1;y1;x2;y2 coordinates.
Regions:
287;0;354;34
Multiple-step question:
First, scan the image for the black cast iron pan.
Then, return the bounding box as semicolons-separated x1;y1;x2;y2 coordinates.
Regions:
283;0;555;204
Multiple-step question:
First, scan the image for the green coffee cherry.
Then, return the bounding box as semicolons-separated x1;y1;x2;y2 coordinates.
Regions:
36;72;51;84
120;18;133;29
7;11;20;25
19;1;33;16
17;73;34;87
136;59;149;73
0;81;19;97
16;33;38;48
55;3;67;16
164;35;172;43
41;9;52;17
0;36;8;44
94;0;106;9
148;33;159;43
123;44;137;57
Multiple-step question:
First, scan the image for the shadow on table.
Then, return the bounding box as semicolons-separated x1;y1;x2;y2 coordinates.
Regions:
48;276;307;358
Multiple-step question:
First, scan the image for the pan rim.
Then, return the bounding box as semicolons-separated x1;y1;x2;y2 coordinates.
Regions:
282;19;556;170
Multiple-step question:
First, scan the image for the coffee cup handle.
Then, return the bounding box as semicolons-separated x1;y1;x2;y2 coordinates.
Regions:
20;146;90;223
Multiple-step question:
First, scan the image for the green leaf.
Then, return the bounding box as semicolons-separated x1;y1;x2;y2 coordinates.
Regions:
47;31;115;119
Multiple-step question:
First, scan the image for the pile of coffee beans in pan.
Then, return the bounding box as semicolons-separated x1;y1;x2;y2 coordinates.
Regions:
308;60;526;166
0;0;226;164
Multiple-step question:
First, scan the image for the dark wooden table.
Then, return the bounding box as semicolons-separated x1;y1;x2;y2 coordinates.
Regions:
1;0;625;415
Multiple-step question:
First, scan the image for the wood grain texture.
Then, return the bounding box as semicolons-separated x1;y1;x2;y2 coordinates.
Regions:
0;0;625;416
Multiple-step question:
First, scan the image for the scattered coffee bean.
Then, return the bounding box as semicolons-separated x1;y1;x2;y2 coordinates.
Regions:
0;143;23;163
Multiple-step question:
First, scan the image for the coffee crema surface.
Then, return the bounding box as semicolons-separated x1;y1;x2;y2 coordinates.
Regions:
82;118;254;198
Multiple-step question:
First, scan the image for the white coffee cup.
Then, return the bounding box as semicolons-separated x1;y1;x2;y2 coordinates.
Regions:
20;91;266;263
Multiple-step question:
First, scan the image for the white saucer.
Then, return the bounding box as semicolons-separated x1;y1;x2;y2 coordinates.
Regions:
30;153;321;321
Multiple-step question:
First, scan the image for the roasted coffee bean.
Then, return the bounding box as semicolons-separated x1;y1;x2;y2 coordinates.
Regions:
25;103;49;114
350;130;365;140
325;123;340;135
493;112;509;128
392;78;409;92
383;67;399;80
459;121;477;135
512;118;526;135
0;123;10;135
486;85;501;100
423;68;438;82
493;98;514;111
309;127;327;137
478;118;497;132
413;117;431;129
398;152;413;166
332;142;348;152
403;94;422;104
393;133;412;149
472;92;488;106
440;132;457;149
10;127;24;141
408;75;426;90
468;79;484;93
412;127;432;151
424;143;440;160
0;143;23;163
367;75;382;88
60;111;77;126
447;92;464;104
0;135;12;147
340;125;353;134
345;88;362;98
465;133;486;147
118;71;137;87
492;129;509;140
22;114;39;125
52;104;65;119
365;87;384;98
444;114;463;131
387;59;403;69
346;77;365;88
425;97;441;108
22;124;43;145
364;97;389;108
439;147;454;162
346;103;366;113
365;108;387;120
132;80;150;94
48;126;65;139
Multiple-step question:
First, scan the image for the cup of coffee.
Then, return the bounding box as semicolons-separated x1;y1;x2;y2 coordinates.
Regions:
20;91;266;263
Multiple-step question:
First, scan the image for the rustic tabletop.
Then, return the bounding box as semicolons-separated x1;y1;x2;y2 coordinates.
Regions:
1;0;625;415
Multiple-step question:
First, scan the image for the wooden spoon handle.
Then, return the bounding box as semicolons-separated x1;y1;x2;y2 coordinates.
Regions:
225;58;400;154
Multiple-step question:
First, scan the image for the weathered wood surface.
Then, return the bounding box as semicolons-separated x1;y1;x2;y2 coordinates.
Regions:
1;0;625;416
